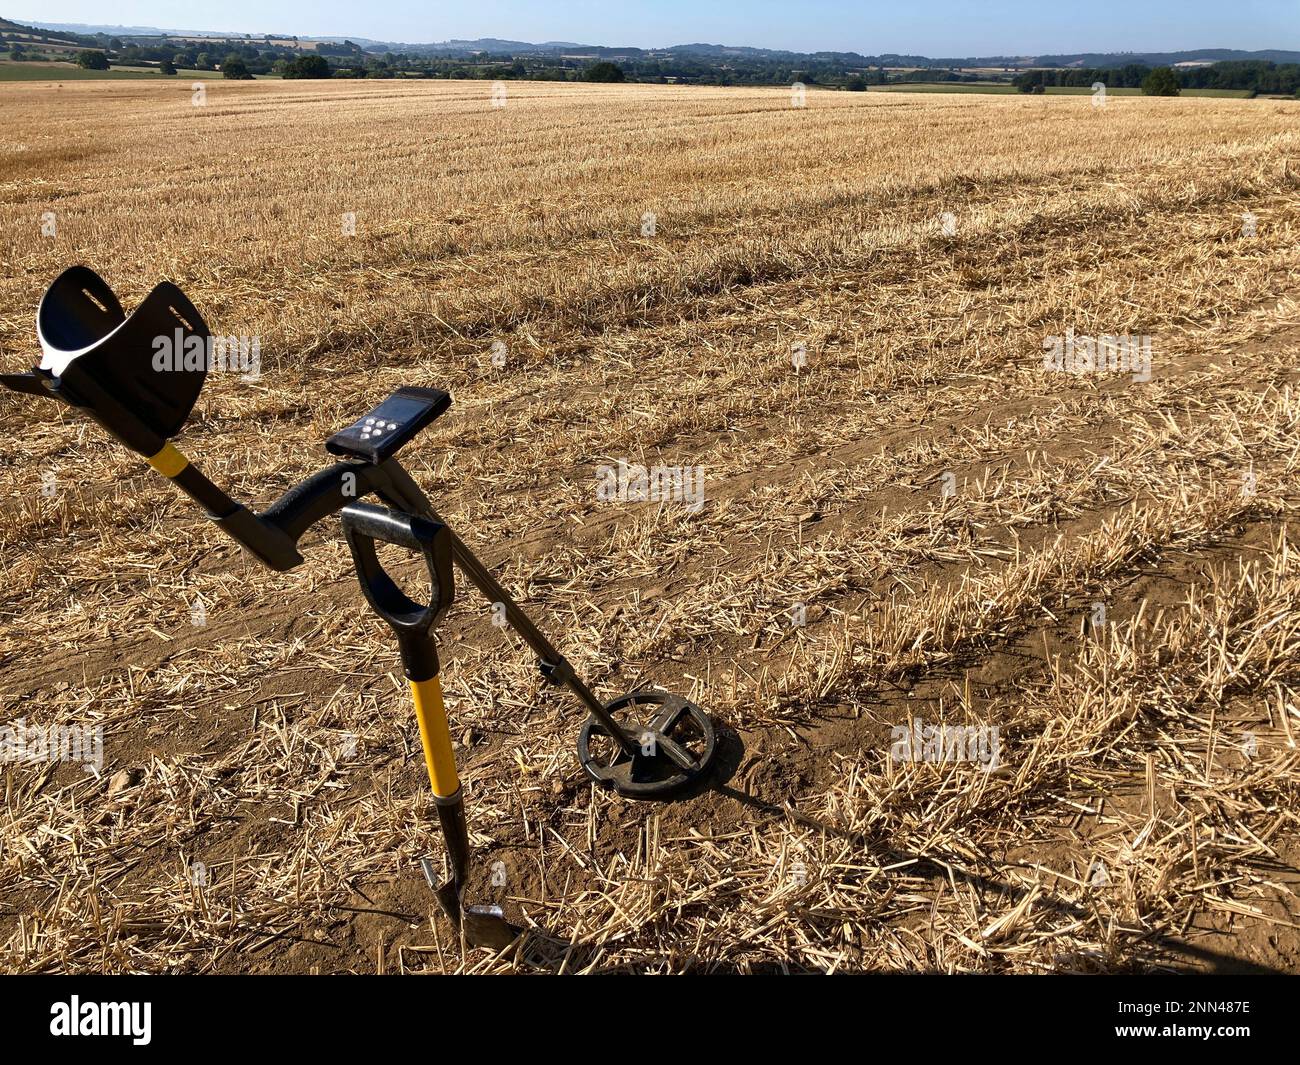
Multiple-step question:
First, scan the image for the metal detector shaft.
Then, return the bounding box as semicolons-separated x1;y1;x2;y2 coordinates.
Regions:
377;461;640;756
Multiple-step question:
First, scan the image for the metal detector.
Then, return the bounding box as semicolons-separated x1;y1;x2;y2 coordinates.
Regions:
2;266;720;941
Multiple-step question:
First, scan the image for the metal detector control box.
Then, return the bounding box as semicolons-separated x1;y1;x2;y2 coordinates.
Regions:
326;386;451;465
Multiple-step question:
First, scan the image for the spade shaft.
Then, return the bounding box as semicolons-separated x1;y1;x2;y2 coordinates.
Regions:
340;502;518;950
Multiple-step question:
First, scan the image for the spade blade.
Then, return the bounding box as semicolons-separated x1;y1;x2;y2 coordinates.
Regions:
423;858;521;951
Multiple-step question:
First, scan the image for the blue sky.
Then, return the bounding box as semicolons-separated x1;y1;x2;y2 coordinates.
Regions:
14;0;1298;53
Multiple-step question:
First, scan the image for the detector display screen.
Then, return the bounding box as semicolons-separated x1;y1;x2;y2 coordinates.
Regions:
367;395;432;428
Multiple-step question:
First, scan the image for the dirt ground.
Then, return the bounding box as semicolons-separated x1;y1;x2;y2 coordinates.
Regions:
1;80;1298;972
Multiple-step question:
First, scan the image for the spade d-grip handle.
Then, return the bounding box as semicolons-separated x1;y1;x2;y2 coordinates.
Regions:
341;502;455;679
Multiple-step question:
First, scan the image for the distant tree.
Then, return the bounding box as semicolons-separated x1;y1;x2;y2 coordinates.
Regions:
8;44;24;61
1141;66;1181;96
845;75;867;91
282;54;332;79
1015;69;1045;93
1119;63;1151;88
584;61;625;83
109;37;122;49
76;50;110;70
196;52;212;70
174;52;192;67
222;55;253;79
159;59;177;75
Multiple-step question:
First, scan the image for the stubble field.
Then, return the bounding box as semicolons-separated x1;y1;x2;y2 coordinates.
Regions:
1;78;1299;973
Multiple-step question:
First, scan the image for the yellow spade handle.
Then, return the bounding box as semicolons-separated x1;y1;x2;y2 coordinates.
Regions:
410;675;460;799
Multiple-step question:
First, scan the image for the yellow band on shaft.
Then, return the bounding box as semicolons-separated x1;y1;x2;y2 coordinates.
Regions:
410;675;459;798
147;442;189;479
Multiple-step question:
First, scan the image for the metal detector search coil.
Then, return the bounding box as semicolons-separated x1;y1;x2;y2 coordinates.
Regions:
578;691;717;798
